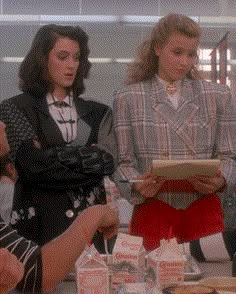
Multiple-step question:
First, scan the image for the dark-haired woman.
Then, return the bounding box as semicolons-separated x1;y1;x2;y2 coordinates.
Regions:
0;24;116;250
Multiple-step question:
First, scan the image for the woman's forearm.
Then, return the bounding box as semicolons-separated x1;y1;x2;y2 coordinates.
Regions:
41;205;106;293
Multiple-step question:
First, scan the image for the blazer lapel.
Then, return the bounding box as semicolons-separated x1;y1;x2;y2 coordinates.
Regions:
71;98;92;146
33;97;65;146
151;78;199;155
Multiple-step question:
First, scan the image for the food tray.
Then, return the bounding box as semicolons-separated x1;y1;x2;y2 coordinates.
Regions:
184;255;203;281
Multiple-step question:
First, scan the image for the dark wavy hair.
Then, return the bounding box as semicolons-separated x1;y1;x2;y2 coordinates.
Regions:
19;24;91;98
126;13;202;85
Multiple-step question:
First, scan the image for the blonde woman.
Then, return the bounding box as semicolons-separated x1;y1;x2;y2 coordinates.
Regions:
113;13;236;251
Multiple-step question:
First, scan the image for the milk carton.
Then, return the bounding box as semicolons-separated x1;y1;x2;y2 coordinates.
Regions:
111;233;146;292
146;238;185;290
75;244;109;293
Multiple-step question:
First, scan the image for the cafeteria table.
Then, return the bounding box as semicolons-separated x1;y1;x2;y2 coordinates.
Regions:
52;260;232;293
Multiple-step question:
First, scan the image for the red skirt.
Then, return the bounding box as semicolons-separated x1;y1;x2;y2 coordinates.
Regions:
129;180;224;251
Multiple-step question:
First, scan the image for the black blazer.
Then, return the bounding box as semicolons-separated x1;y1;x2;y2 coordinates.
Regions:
0;93;114;247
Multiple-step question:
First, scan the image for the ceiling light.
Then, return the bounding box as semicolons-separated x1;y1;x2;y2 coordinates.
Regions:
40;15;118;23
1;57;24;62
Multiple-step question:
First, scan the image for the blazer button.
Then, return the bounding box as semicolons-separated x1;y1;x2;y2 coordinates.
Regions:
66;210;74;218
74;200;80;209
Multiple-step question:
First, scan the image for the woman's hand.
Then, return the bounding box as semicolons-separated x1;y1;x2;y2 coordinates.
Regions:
0;248;24;292
132;173;166;198
97;205;119;240
187;171;226;194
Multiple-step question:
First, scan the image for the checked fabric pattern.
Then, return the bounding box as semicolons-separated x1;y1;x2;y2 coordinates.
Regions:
0;99;36;159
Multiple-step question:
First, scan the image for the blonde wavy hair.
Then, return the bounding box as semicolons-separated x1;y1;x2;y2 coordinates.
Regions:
126;13;202;85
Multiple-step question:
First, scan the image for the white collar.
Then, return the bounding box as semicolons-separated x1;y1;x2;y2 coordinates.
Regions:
157;76;182;91
46;93;73;107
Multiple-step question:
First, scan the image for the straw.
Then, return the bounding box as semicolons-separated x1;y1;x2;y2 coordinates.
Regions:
104;239;109;255
128;221;132;234
168;226;173;242
82;227;92;247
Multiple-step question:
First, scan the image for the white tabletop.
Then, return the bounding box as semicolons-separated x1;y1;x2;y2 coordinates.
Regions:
51;260;232;293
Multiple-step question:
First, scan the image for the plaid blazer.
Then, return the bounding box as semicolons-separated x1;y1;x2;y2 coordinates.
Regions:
113;76;236;229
